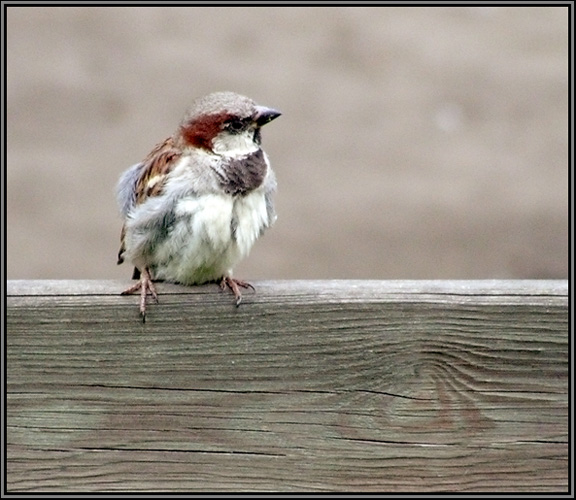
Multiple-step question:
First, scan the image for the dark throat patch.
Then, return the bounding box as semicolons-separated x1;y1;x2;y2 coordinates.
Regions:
216;149;267;196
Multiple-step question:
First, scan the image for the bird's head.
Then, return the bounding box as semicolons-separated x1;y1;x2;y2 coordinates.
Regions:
177;91;281;156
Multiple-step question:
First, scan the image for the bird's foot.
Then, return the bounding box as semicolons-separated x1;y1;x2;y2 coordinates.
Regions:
220;277;255;306
121;268;158;322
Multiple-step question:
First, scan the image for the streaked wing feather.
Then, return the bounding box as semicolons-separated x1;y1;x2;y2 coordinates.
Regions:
117;137;182;266
134;137;183;204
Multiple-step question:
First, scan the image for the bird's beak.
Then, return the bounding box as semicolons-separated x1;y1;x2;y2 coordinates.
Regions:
254;106;282;126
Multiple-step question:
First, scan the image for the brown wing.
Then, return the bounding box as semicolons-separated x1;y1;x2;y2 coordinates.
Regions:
133;137;183;204
117;137;183;266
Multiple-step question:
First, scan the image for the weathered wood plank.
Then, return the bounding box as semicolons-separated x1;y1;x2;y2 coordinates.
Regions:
6;280;568;492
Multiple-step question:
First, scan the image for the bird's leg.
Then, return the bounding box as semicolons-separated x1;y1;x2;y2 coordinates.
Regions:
121;267;158;321
220;276;255;307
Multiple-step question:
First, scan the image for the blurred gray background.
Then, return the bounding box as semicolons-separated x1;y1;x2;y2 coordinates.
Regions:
7;6;568;281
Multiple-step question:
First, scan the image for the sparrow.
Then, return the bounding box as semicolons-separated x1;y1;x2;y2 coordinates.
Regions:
116;91;281;321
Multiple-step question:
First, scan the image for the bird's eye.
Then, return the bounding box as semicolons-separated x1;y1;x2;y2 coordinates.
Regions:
225;119;244;133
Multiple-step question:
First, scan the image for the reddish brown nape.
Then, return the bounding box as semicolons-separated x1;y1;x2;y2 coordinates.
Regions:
180;111;233;152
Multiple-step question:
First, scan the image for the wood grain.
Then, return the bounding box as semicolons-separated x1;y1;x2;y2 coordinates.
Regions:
6;280;568;492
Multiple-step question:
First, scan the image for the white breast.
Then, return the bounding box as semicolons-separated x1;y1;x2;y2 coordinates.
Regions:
152;189;269;285
123;150;275;285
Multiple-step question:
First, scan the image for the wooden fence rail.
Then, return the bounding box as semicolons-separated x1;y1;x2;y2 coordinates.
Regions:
6;280;569;493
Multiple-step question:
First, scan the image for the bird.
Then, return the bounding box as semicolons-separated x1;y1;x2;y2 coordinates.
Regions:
116;91;281;321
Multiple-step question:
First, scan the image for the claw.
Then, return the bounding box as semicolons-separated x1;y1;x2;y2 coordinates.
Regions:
121;267;158;321
220;277;255;307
